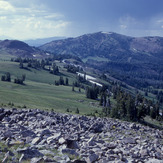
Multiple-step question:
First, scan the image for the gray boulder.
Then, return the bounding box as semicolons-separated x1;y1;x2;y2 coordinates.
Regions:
66;139;79;149
17;147;43;159
47;132;61;144
62;148;79;156
0;113;5;121
123;137;136;144
85;153;99;163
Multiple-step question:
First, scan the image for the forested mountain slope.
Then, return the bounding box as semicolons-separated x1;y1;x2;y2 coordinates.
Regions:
39;32;163;89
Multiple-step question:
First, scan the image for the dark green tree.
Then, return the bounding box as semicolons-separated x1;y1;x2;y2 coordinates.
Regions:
75;108;79;114
72;83;75;91
1;75;5;81
59;76;64;85
41;59;46;69
19;61;24;69
136;104;146;120
6;72;11;82
126;96;135;121
79;87;81;92
22;74;26;81
150;107;157;119
65;78;69;85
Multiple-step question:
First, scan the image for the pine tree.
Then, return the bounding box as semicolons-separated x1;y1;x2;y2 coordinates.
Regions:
22;74;26;81
75;108;79;114
19;61;24;69
72;83;75;91
59;76;64;85
66;78;69;85
5;72;11;82
1;75;5;81
111;106;119;119
126;96;135;121
41;59;46;69
150;107;157;119
79;87;81;92
137;104;146;120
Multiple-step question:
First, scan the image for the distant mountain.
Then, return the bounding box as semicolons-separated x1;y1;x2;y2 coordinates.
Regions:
0;39;48;58
24;37;66;47
39;31;163;60
39;32;163;89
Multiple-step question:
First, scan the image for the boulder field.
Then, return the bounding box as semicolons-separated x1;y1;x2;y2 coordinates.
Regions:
0;108;162;163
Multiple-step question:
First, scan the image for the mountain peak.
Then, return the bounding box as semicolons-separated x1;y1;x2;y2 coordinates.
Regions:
39;31;163;60
100;31;113;35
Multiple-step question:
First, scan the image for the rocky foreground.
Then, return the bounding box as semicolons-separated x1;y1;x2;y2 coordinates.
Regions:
0;108;162;163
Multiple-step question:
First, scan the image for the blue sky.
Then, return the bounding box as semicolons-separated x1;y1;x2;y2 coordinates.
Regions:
0;0;163;39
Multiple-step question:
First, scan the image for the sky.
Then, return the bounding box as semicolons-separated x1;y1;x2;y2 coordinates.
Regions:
0;0;163;40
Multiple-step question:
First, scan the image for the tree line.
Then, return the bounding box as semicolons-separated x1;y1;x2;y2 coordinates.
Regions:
54;76;69;86
85;83;163;122
1;72;26;85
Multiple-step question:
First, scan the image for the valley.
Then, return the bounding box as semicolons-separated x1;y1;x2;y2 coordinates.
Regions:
0;31;162;162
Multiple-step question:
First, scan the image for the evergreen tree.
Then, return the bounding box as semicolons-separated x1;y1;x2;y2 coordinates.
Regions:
41;59;46;69
150;107;157;119
22;74;26;81
72;83;75;91
65;78;69;85
55;80;59;86
155;102;160;117
66;108;70;112
5;72;11;82
119;99;127;119
126;96;135;121
136;104;146;120
59;76;64;85
75;108;79;114
86;85;99;100
1;73;11;82
111;106;119;119
1;75;5;81
19;60;24;69
50;63;59;75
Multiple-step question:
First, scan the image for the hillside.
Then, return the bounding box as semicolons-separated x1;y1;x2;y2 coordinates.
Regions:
0;59;101;114
39;32;163;89
0;39;48;58
39;32;163;60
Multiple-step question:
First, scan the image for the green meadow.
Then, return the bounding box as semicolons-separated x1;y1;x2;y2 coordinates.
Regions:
0;60;101;114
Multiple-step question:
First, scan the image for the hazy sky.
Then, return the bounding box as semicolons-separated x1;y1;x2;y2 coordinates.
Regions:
0;0;163;39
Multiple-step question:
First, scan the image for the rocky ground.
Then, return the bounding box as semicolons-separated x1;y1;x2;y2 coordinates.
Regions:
0;108;162;163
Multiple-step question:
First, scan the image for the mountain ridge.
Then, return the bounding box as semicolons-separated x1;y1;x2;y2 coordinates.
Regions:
0;39;49;58
39;31;163;60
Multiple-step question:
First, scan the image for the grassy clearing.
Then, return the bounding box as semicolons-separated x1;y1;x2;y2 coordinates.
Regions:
0;51;15;61
144;116;163;129
0;60;102;114
82;56;110;63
